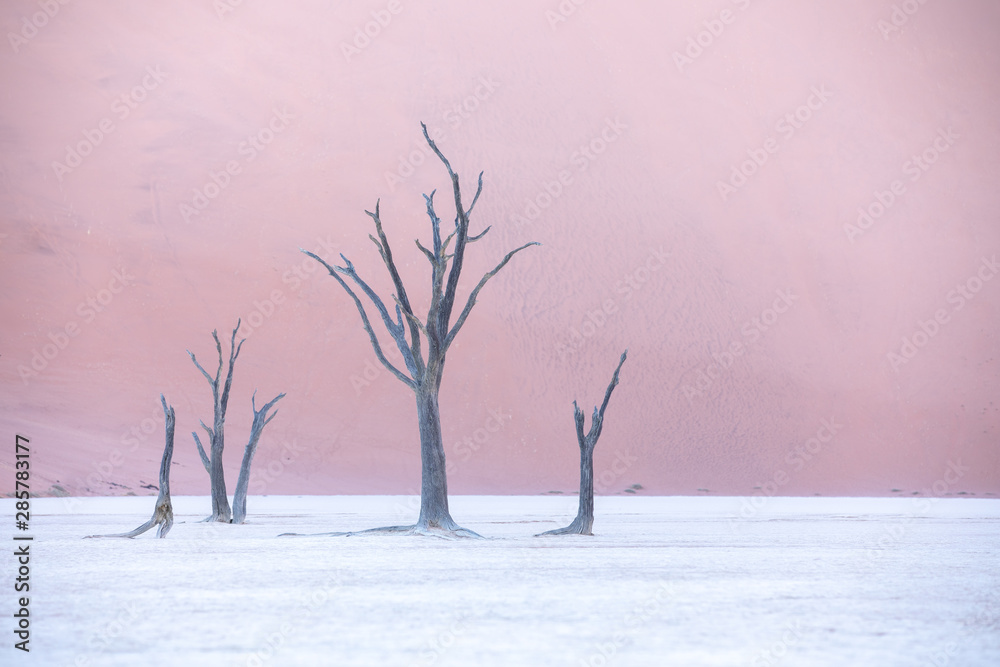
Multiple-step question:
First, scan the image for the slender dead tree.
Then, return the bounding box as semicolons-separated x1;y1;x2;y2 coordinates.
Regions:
189;320;245;523
298;123;537;538
232;390;286;524
87;394;175;539
538;350;628;537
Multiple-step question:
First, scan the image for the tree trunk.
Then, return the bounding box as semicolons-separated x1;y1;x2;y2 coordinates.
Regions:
574;444;596;535
415;388;456;529
232;391;285;524
209;425;231;523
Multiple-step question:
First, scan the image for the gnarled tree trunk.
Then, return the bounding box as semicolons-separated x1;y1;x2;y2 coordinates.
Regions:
87;394;175;539
416;387;454;529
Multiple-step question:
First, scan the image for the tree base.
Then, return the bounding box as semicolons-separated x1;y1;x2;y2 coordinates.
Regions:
85;502;173;539
535;515;593;537
280;522;483;540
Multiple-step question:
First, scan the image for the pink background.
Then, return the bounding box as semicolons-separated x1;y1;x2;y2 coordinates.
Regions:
1;0;998;498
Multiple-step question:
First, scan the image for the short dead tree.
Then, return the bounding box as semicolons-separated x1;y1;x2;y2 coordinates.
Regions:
232;390;286;524
291;123;537;539
538;350;628;537
87;394;176;539
190;319;285;524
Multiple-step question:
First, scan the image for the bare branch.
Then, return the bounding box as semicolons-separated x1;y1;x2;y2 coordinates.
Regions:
444;241;540;351
589;349;629;443
365;202;425;375
415;238;436;265
393;294;430;340
468;225;492;243
424;190;442;255
302;249;417;389
336;253;421;378
465;171;484;218
186;350;215;387
192;428;211;474
422;122;468;332
573;400;586;449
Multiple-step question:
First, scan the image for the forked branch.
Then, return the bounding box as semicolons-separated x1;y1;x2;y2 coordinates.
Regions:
232;390;286;524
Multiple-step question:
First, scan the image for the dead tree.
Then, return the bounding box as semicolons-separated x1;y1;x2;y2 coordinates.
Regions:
299;123;537;538
538;350;628;537
87;395;175;538
232;390;286;524
189;320;244;523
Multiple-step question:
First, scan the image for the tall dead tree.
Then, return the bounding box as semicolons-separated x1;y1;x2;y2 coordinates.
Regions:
189;321;244;523
539;350;628;537
232;390;286;524
301;123;537;538
87;394;175;539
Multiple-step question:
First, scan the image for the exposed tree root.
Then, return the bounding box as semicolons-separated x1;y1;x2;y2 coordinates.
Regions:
279;521;483;540
536;515;592;537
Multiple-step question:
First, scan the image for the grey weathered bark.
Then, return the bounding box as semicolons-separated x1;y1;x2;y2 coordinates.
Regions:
297;123;537;538
87;395;175;539
232;390;286;524
189;320;245;523
538;350;628;536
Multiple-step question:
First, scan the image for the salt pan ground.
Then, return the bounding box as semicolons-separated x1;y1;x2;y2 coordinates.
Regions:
2;495;998;666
